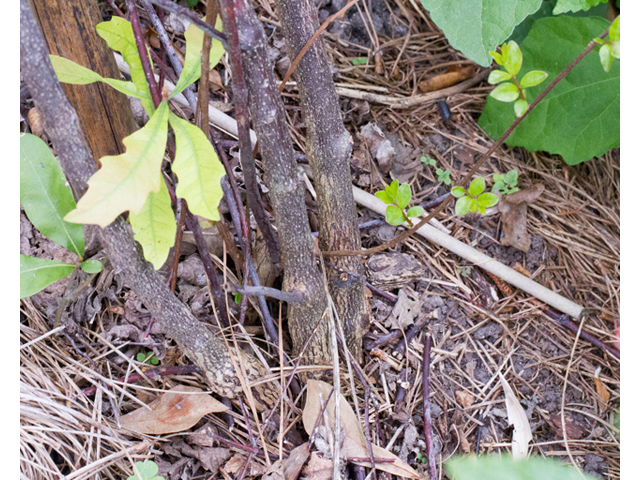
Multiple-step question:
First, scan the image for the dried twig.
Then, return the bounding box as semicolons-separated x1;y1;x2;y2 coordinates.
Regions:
422;333;437;480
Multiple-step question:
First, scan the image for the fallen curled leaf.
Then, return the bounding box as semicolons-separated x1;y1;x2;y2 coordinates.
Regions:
360;123;395;175
499;373;532;460
455;390;476;409
302;380;420;479
418;65;475;93
120;385;228;435
223;453;246;474
283;442;310;480
548;414;586;440
302;452;332;480
385;289;421;330
498;183;545;252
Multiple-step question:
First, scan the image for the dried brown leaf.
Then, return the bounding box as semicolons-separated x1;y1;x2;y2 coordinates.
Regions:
303;380;420;479
385;289;420;330
120;385;228;435
548;414;586;440
302;452;332;480
224;453;247;474
499;373;532;459
283;442;310;480
498;183;545;252
594;376;611;412
360;123;395;174
455;390;475;409
418;65;475;93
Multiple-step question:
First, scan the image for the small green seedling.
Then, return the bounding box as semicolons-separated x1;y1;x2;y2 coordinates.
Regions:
457;267;471;277
415;452;428;464
136;351;160;366
488;41;548;117
352;57;368;65
451;178;499;216
127;460;164;480
435;168;451;185
375;179;425;226
20;134;103;299
420;156;436;167
594;16;619;73
491;169;519;195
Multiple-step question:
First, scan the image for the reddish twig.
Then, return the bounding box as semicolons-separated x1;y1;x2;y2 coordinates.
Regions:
147;0;227;46
545;310;620;359
422;334;437;480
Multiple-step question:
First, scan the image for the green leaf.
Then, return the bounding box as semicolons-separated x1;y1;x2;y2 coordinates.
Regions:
469;198;478;212
493;173;505;182
514;98;528;117
20;254;75;299
396;183;412;209
385;205;405;226
96;17;154;114
490;50;505;66
172;16;224;97
451;186;467;198
20;134;85;258
477;192;499;208
168;113;225;221
609;16;620;42
520;70;548;88
375;190;394;204
445;455;599;480
599;43;613;72
420;156;436;166
65;101;169;227
80;259;103;274
490;82;520;102
553;0;608;15
387;179;399;199
352;57;368;65
49;55;150;100
468;177;485;196
129;179;176;270
479;16;619;165
136;352;146;362
503;41;523;76
492;181;505;193
188;0;199;6
419;0;542;67
455;196;472;216
504;169;518;185
150;356;159;365
406;206;425;217
488;70;513;84
127;460;165;480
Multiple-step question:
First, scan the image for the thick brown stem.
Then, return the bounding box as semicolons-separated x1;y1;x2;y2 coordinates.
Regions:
223;0;330;367
20;0;277;408
273;0;368;361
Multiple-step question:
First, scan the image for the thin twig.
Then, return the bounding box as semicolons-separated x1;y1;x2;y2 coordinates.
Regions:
422;333;437;480
169;199;187;292
147;0;227;46
326;27;611;257
226;283;304;303
545;310;619;359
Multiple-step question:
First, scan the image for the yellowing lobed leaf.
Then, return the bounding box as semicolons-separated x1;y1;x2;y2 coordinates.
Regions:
130;179;176;270
172;16;225;97
96;17;154;114
65;101;169;227
49;55;149;100
169;112;225;221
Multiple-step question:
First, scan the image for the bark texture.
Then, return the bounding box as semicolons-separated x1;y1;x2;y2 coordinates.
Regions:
28;0;137;159
20;0;277;409
273;0;368;361
221;0;330;367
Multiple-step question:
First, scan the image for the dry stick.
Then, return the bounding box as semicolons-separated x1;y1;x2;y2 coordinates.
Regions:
227;283;304;303
169;200;187;292
278;0;360;93
147;0;227;46
422;334;437;480
126;0;162;106
545;310;619;359
350;358;378;480
218;0;281;266
195;0;218;136
327;27;611;258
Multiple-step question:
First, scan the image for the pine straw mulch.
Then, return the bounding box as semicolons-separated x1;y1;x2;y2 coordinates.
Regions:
20;0;619;479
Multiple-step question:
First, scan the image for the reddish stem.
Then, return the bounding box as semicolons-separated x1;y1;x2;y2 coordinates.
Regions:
422;334;437;480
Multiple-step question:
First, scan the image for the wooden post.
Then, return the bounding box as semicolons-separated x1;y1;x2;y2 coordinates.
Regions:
28;0;137;160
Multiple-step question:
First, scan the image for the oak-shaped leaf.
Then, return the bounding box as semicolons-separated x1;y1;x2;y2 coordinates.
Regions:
302;380;420;479
169;112;225;221
120;385;228;435
129;179;177;270
65;101;169;227
20;134;84;258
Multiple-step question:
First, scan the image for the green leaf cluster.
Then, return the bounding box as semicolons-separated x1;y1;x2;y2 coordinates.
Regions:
492;169;519;194
20;134;103;299
136;351;160;365
127;461;164;480
50;17;226;269
375;180;424;226
445;454;598;480
451;178;499;216
489;40;548;117
595;15;619;72
420;156;451;185
480;16;619;165
352;57;368;65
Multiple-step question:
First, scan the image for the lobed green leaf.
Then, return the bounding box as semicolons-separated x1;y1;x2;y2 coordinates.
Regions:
20;254;75;299
504;169;518;185
129;179;177;270
127;460;165;480
490;50;505;66
21;134;85;258
65;101;169;227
